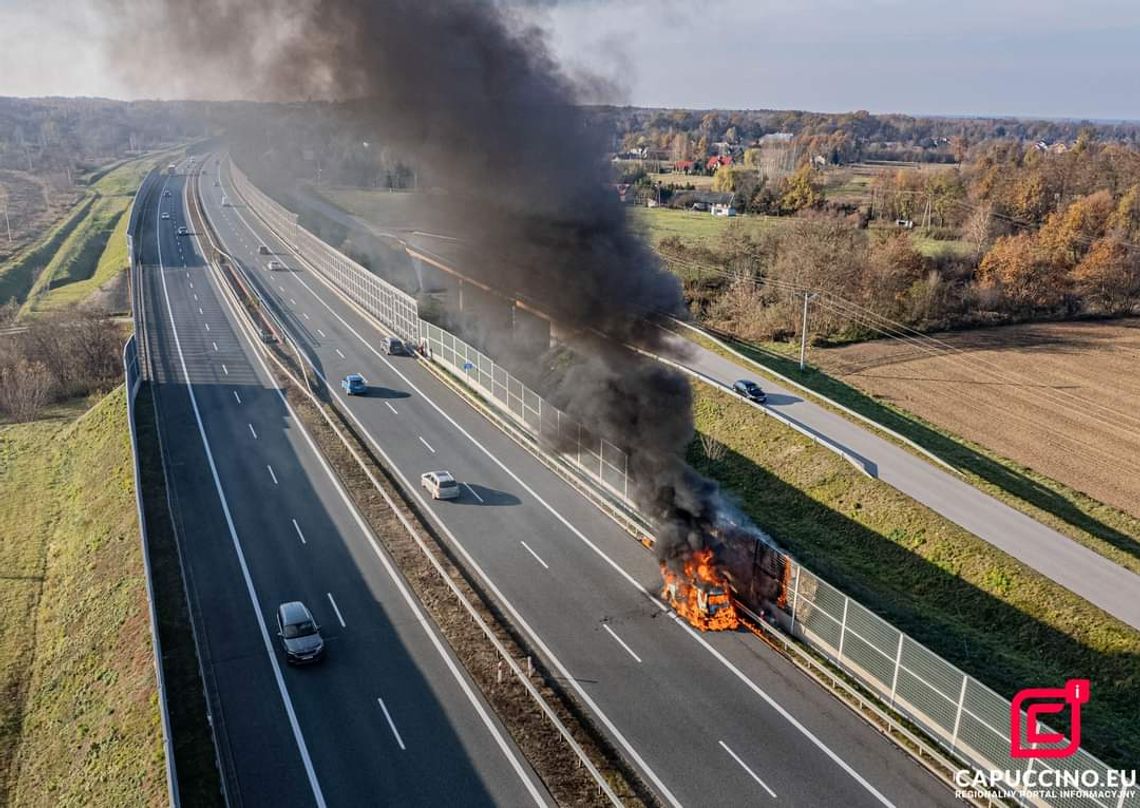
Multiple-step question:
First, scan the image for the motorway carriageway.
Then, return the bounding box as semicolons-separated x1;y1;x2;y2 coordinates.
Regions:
193;156;961;808
142;163;549;807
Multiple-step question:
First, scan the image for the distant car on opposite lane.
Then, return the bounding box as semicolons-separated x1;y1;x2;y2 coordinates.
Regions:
275;601;324;665
421;470;460;500
732;379;767;403
341;374;366;395
163;189;172;198
266;259;285;271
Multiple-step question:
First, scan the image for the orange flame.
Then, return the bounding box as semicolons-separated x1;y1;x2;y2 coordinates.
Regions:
661;548;739;632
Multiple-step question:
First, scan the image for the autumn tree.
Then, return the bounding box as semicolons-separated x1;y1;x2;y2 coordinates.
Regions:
1036;190;1113;266
978;232;1067;310
1070;236;1140;313
778;164;822;213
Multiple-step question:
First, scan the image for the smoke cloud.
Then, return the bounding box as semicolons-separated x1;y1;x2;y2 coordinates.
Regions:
99;0;725;566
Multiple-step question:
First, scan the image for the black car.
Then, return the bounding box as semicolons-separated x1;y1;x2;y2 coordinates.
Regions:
275;601;325;664
732;379;767;403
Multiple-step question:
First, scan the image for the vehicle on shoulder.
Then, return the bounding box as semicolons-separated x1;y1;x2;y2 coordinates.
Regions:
732;379;767;403
177;226;188;236
383;336;407;356
258;245;271;255
341;374;366;395
275;601;324;665
161;211;171;220
266;259;285;271
421;470;460;500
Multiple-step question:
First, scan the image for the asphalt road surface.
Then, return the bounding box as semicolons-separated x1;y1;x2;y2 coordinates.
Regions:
198;156;961;808
297;185;1140;632
140;163;550;807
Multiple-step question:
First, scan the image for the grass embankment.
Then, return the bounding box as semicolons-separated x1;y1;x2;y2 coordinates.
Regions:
22;158;155;315
688;383;1140;769
0;387;165;806
686;329;1140;577
0;156;154;314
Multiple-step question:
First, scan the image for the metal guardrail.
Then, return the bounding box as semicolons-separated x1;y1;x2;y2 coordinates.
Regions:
230;162;1135;808
123;336;179;808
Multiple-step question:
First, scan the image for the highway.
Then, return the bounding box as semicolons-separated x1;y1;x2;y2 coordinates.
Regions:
139;163;551;807
198;156;961;807
296;187;1140;632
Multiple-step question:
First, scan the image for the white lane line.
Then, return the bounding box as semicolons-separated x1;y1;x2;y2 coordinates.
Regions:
152;185;327;808
212;341;219;352
222;364;229;375
326;592;347;628
377;698;406;751
267;464;278;485
292;518;306;545
302;312;310;320
193;293;199;301
233;390;242;404
317;329;326;338
204;322;211;332
335;348;345;359
189;282;193;289
290;298;297;305
279;285;285;292
519;540;549;570
719;740;777;799
198;306;204;315
418;436;436;453
463;483;484;503
185;271;189;279
384;401;399;415
248;423;258;440
602;624;642;663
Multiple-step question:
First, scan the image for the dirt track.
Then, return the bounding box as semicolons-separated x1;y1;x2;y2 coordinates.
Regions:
820;318;1140;518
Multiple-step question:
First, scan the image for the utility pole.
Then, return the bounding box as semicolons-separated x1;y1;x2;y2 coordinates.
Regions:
799;292;818;372
3;207;11;243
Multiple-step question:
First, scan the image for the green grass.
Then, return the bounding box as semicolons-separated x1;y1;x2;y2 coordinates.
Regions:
0;388;166;806
18;156;160;315
0;196;95;307
688;382;1140;769
627;207;781;248
910;233;974;258
683;327;1140;577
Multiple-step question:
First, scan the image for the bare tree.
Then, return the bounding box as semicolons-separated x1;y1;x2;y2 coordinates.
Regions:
0;358;54;422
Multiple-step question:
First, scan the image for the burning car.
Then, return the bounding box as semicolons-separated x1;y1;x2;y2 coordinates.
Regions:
661;548;739;632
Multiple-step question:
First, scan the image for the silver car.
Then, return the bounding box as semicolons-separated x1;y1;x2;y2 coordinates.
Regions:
421;470;460;500
275;601;325;664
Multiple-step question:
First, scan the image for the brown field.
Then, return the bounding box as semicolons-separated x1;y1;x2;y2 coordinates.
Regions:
819;319;1140;518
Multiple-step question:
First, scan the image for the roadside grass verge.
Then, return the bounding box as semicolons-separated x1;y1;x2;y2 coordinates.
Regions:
27;205;130;313
0;195;94;307
683;327;1140;576
0;387;165;806
688;382;1140;769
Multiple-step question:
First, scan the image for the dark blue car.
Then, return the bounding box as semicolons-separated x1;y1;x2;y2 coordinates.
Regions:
341;374;366;395
732;379;767;403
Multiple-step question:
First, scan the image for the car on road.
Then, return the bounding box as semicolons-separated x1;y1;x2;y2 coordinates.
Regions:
341;374;366;395
221;196;230;206
163;189;172;198
266;259;285;271
732;379;767;403
383;336;407;356
258;245;271;255
421;470;460;500
275;601;324;665
161;212;171;220
177;226;188;236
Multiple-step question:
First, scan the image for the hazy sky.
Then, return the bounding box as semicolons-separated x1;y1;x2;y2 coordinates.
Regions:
1;0;1138;120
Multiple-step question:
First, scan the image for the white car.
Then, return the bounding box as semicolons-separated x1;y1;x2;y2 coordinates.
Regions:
161;212;171;220
266;260;285;271
421;470;460;500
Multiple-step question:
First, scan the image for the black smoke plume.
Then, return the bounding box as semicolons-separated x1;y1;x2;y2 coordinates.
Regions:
100;0;726;566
